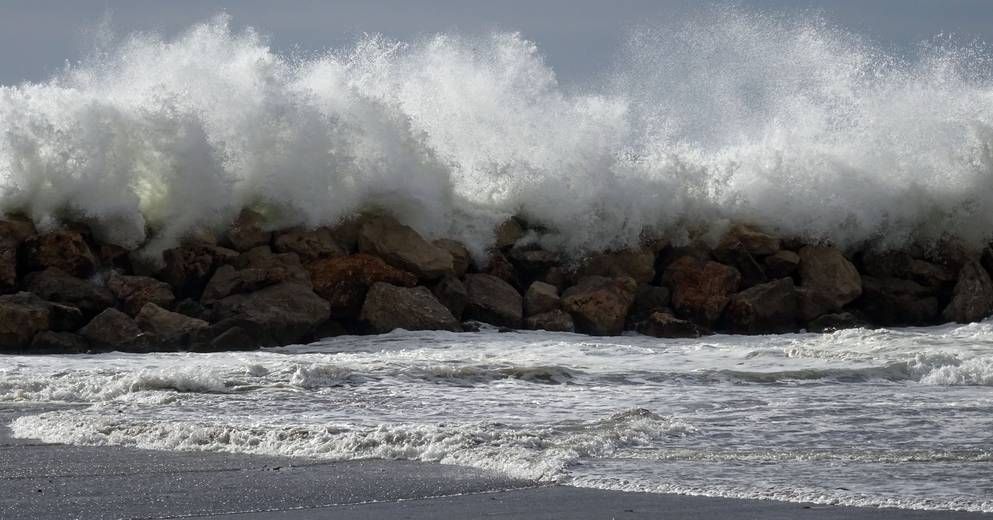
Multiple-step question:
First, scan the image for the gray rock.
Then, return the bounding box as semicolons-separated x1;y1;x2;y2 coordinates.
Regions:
30;331;89;352
859;276;939;326
223;209;272;252
360;283;461;333
463;273;523;329
211;282;330;346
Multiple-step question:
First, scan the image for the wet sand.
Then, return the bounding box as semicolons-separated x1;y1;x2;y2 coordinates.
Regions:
2;404;990;520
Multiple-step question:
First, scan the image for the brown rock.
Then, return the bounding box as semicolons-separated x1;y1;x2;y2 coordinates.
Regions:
223;209;272;252
211;282;331;346
201;263;298;305
25;268;115;318
80;308;154;351
106;274;175;316
30;331;89;352
0;292;52;348
463;273;523;328
863;250;955;288
577;249;656;285
637;311;705;338
0;217;33;292
859;276;939;326
433;239;471;277
663;256;741;327
432;276;468;320
628;284;671;324
136;302;209;344
942;260;993;323
510;247;561;279
360;283;461;333
24;229;98;277
233;247;311;283
764;250;800;279
494;219;525;249
718;224;781;256
273;227;346;263
797;246;862;321
525;310;575;332
723;278;800;334
524;281;560;317
161;244;239;299
712;245;767;289
561;276;637;336
308;254;417;319
357;216;453;280
481;251;519;288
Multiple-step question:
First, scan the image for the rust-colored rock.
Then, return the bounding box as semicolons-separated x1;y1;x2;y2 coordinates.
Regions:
463;273;523;329
307;254;417;319
561;276;637;336
663;256;741;327
797;246;862;321
360;283;461;333
577;249;656;285
161;244;239;299
23;229;98;277
106;273;175;316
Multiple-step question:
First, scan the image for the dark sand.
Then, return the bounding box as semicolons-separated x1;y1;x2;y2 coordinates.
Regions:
2;404;990;520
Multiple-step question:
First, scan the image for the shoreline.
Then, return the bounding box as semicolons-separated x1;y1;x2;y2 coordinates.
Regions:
3;404;991;520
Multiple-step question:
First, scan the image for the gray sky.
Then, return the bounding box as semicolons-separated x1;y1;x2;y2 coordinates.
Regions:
2;0;993;86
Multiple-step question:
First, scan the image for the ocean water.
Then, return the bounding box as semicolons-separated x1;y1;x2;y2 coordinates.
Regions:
4;323;993;512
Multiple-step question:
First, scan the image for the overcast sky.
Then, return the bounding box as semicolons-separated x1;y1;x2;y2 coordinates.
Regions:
2;0;993;86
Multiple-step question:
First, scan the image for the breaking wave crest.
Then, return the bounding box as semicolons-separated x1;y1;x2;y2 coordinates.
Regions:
3;8;993;257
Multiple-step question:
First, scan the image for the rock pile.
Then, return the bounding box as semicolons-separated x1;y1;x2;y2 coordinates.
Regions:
2;213;993;353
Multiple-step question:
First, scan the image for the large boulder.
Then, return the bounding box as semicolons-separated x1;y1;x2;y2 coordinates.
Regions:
432;276;468;320
524;281;560;317
211;282;330;346
0;217;35;292
628;285;671;324
663;256;741;327
637;311;705;339
25;268;115;319
763;250;800;279
942;260;993;323
717;224;781;256
525;310;575;332
433;239;471;277
797;246;862;321
723;278;800;334
200;250;309;304
80;308;154;351
0;292;53;349
30;331;89;352
23;229;98;277
862;250;955;289
307;254;417;319
106;273;175;316
494;219;525;249
360;283;461;333
509;247;562;280
136;302;209;345
223;209;272;252
161;244;239;299
577;249;656;285
357;216;453;280
858;276;939;326
233;247;311;282
463;273;523;328
273;227;346;263
561;276;637;336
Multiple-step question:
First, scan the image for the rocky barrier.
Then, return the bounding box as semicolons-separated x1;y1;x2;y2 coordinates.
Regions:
1;211;992;353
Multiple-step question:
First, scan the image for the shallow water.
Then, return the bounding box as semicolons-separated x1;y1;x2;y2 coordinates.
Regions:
3;323;993;511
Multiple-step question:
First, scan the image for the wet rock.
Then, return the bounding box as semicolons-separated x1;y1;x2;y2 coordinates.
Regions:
211;282;331;346
358;216;454;280
481;251;519;289
577;249;656;285
717;224;781;257
106;273;175;316
174;298;208;321
859;276;939;326
233;247;311;283
763;250;800;279
711;245;767;289
637;311;705;339
29;331;89;352
524;281;560;317
433;239;471;277
663;256;741;327
202;323;256;351
0;217;35;292
360;283;461;333
161;244;239;299
307;254;417;319
561;276;637;336
628;284;671;324
136;302;209;345
202;263;295;305
80;308;154;351
723;278;800;334
463;273;523;329
807;312;870;333
24;229;98;278
942;260;993;323
273;227;346;263
525;309;575;332
223;209;272;252
797;246;862;321
862;250;955;288
510;247;562;279
432;275;468;320
494;219;525;249
25;268;115;319
0;292;53;349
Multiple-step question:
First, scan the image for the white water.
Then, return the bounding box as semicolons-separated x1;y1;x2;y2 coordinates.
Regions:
3;8;993;257
4;323;993;511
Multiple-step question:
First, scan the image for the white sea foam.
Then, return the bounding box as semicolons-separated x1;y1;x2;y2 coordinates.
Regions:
3;9;993;258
